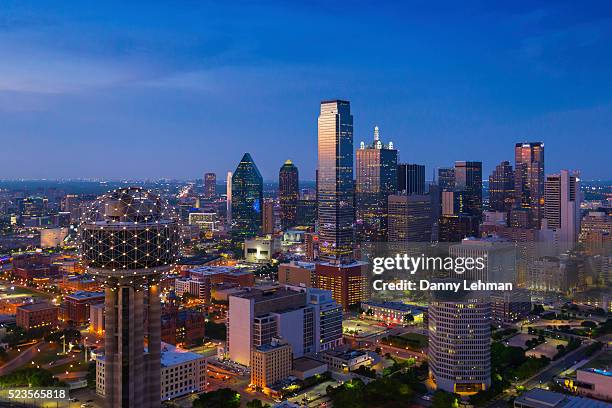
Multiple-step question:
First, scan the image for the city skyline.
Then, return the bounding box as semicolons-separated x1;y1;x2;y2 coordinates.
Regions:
2;1;612;180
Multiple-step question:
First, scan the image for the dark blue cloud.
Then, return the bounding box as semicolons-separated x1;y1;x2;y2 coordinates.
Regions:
0;0;611;180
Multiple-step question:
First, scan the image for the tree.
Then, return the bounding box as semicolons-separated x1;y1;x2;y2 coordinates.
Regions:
246;400;270;408
193;388;240;408
432;390;459;408
403;313;414;324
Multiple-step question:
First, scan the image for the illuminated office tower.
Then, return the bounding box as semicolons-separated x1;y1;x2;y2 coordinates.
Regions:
231;153;263;238
429;289;491;395
438;167;455;191
279;160;299;230
514;142;545;227
454;161;483;218
387;194;432;242
226;171;232;226
204;173;216;198
544;170;581;245
80;187;180;408
488;161;514;212
397;163;425;195
317;100;354;261
262;198;275;235
355;126;398;242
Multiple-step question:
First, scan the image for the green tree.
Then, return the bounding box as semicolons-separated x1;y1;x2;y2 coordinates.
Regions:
432;390;459;408
246;400;270;408
193;388;240;408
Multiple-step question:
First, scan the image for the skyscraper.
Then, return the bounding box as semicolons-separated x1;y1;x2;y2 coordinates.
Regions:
488;161;514;212
544;170;581;245
279;160;299;230
429;290;491;395
317;100;354;262
231;153;263;238
387;194;432;242
226;171;232;226
454;161;483;218
355;126;398;241
80;187;180;408
204;172;216;198
438;167;455;191
397;163;425;195
262;198;275;234
514;142;545;227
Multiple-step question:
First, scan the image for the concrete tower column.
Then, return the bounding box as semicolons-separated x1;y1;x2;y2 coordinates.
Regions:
147;283;161;408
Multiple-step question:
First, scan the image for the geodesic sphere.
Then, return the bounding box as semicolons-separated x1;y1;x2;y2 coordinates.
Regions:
79;187;180;276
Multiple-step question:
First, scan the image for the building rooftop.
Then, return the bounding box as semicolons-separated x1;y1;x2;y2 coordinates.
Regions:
65;291;104;301
292;357;326;372
17;302;57;312
362;300;425;314
232;287;303;302
514;388;612;408
189;265;252;277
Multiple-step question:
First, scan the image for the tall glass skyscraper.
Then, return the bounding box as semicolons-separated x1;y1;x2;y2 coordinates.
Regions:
397;163;425;195
454;161;483;218
355;126;397;242
317;100;354;262
279;160;299;230
488;160;514;212
514;142;545;227
231;153;263;238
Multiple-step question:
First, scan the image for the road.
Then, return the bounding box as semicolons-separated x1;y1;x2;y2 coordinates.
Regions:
0;341;49;376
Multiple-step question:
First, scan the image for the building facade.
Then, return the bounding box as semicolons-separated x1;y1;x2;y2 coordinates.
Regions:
231;153;264;238
279;160;299;230
317;100;354;262
514;142;545;227
488;160;514;213
355;126;398;242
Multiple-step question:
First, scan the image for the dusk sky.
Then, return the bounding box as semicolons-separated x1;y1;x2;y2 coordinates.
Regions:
1;1;611;181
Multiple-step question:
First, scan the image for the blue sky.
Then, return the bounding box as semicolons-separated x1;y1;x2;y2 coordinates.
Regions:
1;0;611;180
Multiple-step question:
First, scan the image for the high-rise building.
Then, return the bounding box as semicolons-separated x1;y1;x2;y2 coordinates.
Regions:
454;161;483;218
227;286;342;366
387;194;432;242
544;170;581;245
429;289;491;395
580;211;611;255
80;187;180;408
438;167;455;191
488;161;514;212
231;153;263;238
262;199;275;235
279;160;299;230
515;142;545;227
226;171;233;226
317;100;354;262
204;173;216;198
250;338;293;391
438;214;479;242
315;261;367;310
355;126;398;242
397;163;425;195
296;198;317;227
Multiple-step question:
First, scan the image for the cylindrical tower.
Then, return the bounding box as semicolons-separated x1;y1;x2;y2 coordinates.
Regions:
428;286;491;396
80;187;180;408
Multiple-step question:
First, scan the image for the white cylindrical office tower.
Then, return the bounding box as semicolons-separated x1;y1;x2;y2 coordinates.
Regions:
429;287;491;395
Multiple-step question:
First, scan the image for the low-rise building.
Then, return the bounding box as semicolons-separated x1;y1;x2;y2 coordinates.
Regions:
16;302;58;330
514;388;610;408
574;368;612;402
491;289;532;324
63;291;104;325
244;236;280;263
278;261;316;288
361;300;425;325
319;349;371;372
292;357;327;380
96;343;206;401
